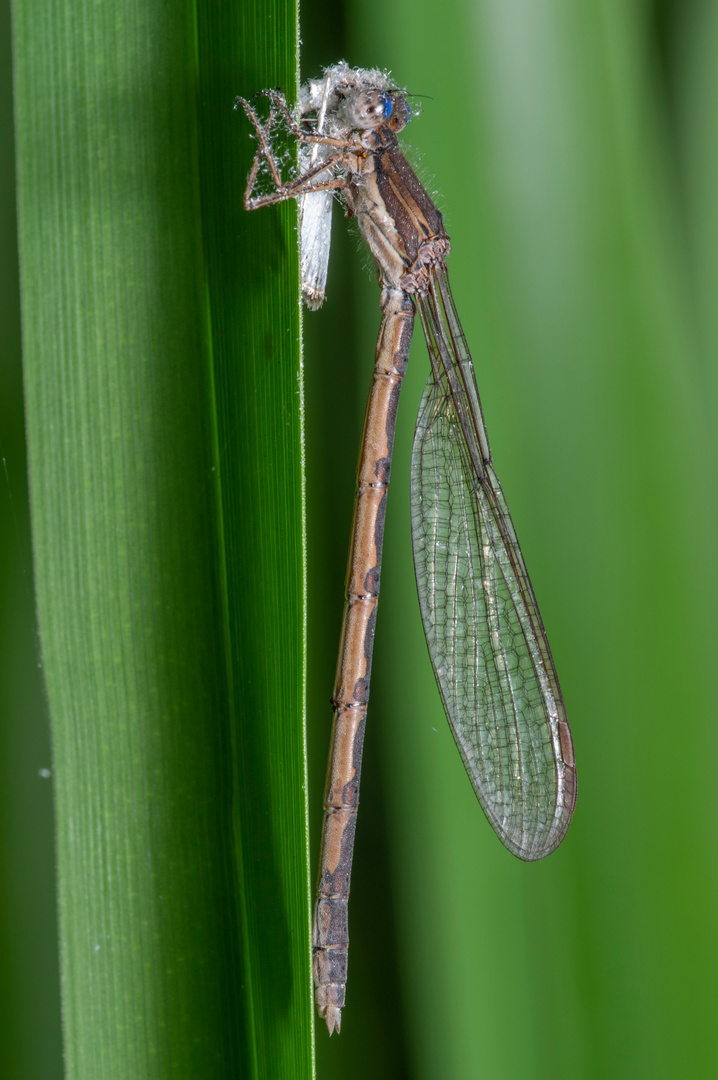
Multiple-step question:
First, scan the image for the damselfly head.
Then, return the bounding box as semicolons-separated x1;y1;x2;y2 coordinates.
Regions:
346;88;393;130
345;88;411;134
386;95;411;134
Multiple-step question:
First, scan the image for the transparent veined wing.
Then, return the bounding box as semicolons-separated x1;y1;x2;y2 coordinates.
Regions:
411;269;576;859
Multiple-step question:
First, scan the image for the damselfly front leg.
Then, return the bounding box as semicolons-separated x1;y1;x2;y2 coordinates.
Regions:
235;94;359;211
255;88;362;151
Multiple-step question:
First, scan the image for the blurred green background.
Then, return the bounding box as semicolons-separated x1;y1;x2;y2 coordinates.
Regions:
4;0;718;1077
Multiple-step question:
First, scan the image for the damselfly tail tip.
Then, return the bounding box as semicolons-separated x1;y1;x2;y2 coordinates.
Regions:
324;1006;342;1035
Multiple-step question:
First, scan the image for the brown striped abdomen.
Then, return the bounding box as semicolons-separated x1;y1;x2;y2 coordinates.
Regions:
313;290;415;1034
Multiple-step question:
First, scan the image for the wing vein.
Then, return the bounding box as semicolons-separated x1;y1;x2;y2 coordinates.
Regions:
411;269;576;859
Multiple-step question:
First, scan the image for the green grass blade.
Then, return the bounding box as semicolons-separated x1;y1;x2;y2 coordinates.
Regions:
13;0;312;1075
194;2;314;1074
1;1;62;1076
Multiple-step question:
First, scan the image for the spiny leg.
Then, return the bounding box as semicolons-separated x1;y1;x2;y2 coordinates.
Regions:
263;89;362;151
250;88;363;151
235;97;286;201
236;96;352;210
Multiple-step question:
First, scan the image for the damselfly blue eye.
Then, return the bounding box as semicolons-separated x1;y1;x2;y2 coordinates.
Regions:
380;92;393;119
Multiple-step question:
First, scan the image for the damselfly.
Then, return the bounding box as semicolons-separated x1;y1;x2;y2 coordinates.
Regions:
236;63;577;1035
